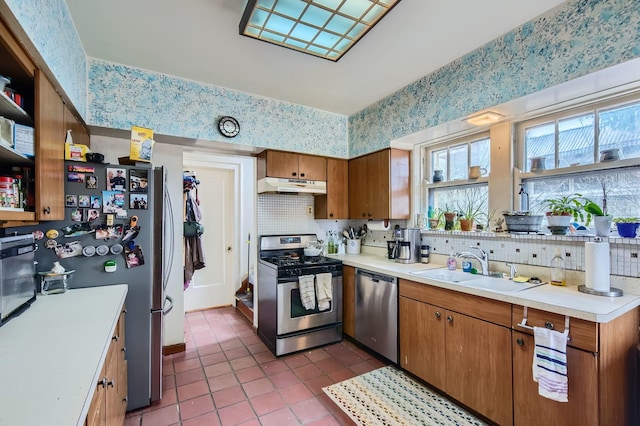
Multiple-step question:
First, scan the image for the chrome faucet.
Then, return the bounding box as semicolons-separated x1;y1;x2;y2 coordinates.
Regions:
455;247;489;276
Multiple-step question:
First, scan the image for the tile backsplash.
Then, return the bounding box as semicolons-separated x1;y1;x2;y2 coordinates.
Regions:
422;231;640;277
257;194;403;246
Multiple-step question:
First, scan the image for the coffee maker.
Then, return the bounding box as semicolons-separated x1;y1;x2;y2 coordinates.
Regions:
393;228;421;264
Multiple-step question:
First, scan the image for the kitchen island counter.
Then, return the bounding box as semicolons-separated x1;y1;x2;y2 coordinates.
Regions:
334;253;640;323
0;284;128;426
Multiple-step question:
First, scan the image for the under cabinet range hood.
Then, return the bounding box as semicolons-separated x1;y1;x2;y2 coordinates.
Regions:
257;177;326;194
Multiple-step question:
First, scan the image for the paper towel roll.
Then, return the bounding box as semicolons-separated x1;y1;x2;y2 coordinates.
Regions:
585;242;610;292
367;220;390;231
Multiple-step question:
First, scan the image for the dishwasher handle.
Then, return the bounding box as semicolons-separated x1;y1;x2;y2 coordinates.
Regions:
356;268;397;284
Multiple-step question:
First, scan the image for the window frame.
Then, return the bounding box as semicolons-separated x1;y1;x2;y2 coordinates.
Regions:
420;131;491;220
514;93;640;212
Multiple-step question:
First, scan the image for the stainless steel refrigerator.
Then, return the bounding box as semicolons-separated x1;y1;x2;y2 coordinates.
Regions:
13;161;174;410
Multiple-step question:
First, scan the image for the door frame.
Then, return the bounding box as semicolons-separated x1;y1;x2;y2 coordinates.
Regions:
183;151;257;320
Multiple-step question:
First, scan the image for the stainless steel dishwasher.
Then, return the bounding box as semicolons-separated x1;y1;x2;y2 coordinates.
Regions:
355;268;398;363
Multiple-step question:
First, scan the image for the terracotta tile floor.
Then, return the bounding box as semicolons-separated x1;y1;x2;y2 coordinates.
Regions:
124;307;388;425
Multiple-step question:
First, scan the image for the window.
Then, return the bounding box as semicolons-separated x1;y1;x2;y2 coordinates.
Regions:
423;133;491;227
428;134;490;182
517;96;640;221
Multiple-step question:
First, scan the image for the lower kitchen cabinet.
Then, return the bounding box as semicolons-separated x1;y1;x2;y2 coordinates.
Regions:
512;331;598;425
511;305;639;425
342;265;355;338
399;279;512;425
86;308;127;426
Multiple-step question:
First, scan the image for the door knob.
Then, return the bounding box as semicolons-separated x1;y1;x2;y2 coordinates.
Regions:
435;311;441;319
517;338;525;346
447;315;453;323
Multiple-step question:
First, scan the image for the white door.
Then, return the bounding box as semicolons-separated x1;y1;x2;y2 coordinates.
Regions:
184;166;235;311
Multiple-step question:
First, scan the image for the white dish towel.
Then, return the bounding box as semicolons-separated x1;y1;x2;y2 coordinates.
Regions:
298;274;316;310
315;273;333;311
532;326;569;402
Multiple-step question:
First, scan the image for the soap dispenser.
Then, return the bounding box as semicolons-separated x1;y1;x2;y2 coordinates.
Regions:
447;249;457;271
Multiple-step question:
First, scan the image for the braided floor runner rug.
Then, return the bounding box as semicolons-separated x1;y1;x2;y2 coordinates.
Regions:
322;366;487;426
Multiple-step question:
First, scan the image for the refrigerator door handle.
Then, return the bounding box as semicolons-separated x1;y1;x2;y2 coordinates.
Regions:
162;295;174;315
151;295;173;315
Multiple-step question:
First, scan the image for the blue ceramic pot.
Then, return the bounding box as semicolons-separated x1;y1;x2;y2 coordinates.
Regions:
616;222;639;238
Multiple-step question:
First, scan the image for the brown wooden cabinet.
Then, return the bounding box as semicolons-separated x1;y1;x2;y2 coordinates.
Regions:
399;296;445;389
342;265;355;337
257;150;327;181
315;158;348;219
0;17;88;225
511;305;639;426
86;308;127;426
399;279;512;425
35;69;65;221
348;148;410;219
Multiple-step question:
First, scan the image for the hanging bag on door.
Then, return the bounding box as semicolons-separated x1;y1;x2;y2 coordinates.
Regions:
184;197;204;237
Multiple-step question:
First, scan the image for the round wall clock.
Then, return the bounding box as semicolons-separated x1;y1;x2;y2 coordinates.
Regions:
218;116;240;138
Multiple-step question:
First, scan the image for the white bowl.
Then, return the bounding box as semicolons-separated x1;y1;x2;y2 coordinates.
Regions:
304;247;322;256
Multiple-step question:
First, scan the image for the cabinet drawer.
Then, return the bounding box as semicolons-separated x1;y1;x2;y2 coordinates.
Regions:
399;279;511;327
511;306;598;352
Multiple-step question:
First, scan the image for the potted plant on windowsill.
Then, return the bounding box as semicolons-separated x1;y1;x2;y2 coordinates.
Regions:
583;184;612;237
456;189;487;231
429;207;444;229
544;193;590;235
613;217;640;238
443;205;457;231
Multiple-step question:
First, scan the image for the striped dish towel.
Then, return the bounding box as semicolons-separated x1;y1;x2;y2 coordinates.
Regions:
532;326;569;402
298;275;316;310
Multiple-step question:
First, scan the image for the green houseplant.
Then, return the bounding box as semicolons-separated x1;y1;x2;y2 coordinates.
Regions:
456;188;487;231
429;207;444;229
545;193;591;225
583;183;612;236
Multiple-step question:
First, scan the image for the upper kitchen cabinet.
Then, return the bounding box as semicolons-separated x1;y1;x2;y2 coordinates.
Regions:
35;70;65;221
315;158;348;219
257;150;327;181
0;17;81;224
348;148;410;220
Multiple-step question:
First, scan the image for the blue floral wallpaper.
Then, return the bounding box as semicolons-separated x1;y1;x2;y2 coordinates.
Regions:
5;0;640;160
5;0;87;118
88;59;348;158
349;0;640;157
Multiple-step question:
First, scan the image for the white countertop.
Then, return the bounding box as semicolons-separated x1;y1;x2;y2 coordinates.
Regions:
0;285;128;426
334;253;640;323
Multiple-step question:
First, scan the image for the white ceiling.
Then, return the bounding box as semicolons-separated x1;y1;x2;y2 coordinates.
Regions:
65;0;567;116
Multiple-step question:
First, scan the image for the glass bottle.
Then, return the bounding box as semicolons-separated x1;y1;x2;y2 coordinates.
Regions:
550;248;566;286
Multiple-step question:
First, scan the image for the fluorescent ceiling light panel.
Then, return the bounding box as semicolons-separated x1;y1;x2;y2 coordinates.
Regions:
240;0;400;61
465;111;504;126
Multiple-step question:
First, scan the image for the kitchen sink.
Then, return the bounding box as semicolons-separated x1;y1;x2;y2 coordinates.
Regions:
410;268;546;293
455;276;546;293
410;268;482;283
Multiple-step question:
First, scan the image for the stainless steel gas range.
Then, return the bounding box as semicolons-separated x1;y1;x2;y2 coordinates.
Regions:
257;234;343;356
